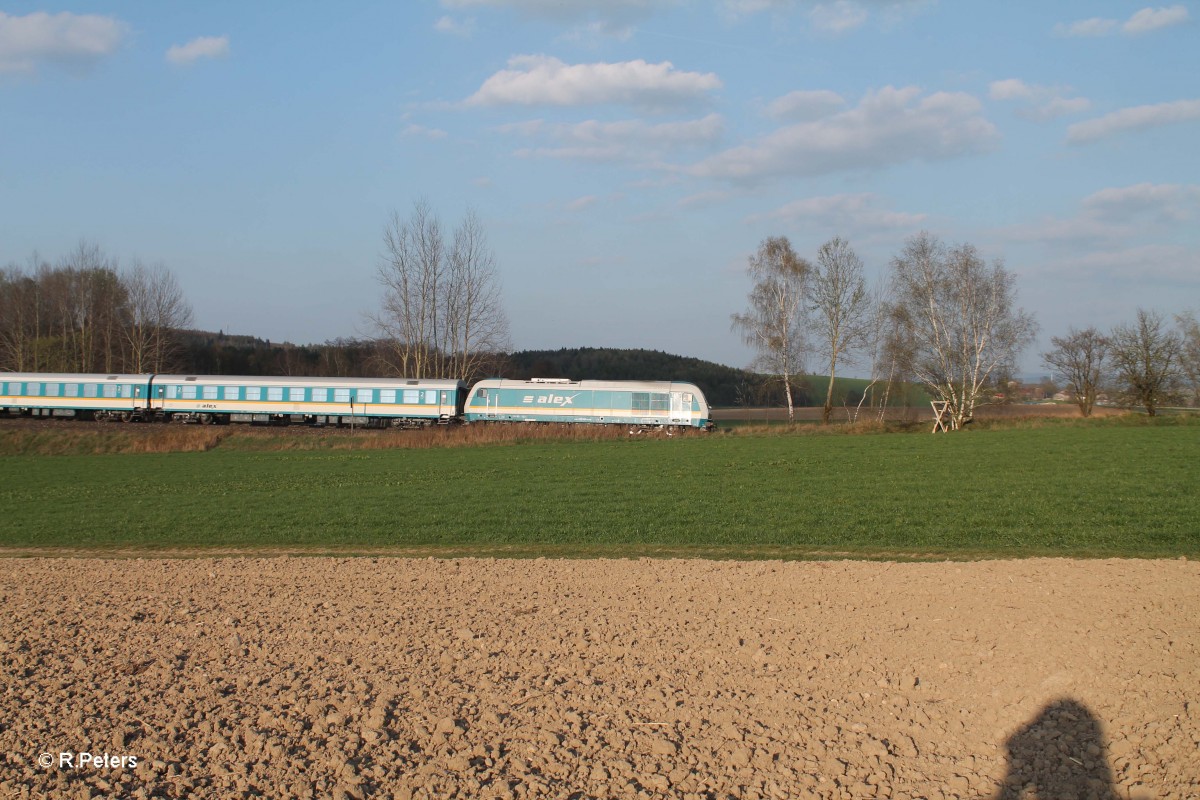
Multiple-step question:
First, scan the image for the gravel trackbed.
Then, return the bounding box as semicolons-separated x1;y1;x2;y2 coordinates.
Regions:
1;557;1197;799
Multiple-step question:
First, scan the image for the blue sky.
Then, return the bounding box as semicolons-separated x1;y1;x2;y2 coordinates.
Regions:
2;1;1198;374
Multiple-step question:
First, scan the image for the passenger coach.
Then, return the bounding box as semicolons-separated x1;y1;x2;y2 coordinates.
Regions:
464;377;712;429
1;373;467;427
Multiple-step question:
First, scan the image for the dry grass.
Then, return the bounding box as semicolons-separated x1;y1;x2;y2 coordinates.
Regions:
0;419;699;456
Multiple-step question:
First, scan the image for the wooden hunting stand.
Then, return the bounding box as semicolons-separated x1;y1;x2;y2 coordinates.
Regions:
931;400;955;433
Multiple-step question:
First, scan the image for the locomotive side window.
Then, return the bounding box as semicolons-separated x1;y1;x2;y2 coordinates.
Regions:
632;392;650;411
475;388;488;399
650;393;669;411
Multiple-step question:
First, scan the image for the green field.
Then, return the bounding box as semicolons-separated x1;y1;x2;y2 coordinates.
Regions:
1;422;1197;558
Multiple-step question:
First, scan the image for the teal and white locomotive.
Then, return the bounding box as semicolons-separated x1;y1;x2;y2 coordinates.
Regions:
463;378;712;429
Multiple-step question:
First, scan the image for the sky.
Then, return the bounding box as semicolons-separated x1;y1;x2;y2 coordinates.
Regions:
1;1;1198;375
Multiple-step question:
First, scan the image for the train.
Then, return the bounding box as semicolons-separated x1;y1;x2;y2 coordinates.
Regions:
0;372;713;430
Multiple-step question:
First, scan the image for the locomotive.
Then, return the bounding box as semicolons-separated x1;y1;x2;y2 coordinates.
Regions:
0;373;712;430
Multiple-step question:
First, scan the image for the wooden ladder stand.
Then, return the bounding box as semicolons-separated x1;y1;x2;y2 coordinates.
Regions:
931;400;955;433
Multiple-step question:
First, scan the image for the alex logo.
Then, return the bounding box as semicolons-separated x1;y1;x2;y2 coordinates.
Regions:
521;393;578;406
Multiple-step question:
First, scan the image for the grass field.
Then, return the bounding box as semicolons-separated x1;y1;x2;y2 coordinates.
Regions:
1;419;1196;558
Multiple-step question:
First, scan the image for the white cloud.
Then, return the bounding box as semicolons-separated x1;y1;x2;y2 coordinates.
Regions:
1003;183;1200;245
1053;244;1200;284
1055;5;1189;37
765;89;845;120
1082;182;1200;222
988;78;1090;121
810;1;869;33
500;114;724;162
166;35;230;66
1123;5;1190;34
402;124;449;140
434;16;476;36
441;0;680;37
465;55;721;111
566;195;599;211
753;192;927;231
687;85;997;182
1066;99;1200;144
0;11;126;74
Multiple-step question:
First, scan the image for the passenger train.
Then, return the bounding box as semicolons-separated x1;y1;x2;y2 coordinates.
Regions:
0;373;713;430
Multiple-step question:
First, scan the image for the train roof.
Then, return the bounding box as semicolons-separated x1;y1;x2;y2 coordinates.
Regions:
471;377;707;394
2;372;152;382
152;375;467;388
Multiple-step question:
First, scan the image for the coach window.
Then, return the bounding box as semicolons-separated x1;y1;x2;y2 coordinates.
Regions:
182;385;197;400
357;389;374;404
334;388;350;403
312;388;328;403
380;389;396;404
27;383;41;396
45;383;60;397
223;386;239;400
84;384;98;398
288;387;305;401
425;390;437;404
203;386;218;400
65;384;79;398
246;386;261;401
103;383;117;398
403;389;420;404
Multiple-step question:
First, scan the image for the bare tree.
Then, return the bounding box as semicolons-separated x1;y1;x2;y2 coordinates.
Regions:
443;210;511;380
886;232;1037;429
372;201;509;381
1110;308;1183;416
1176;309;1200;407
1041;327;1110;417
123;260;194;373
810;236;871;424
731;236;811;422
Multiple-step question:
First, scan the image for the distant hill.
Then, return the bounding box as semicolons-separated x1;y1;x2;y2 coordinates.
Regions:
169;334;917;409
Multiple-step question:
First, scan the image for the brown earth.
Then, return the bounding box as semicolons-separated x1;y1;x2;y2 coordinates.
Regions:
1;557;1196;800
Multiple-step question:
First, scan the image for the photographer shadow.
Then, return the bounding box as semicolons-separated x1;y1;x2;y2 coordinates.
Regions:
993;698;1120;800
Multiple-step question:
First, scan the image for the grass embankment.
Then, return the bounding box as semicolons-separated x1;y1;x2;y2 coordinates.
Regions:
1;420;1196;558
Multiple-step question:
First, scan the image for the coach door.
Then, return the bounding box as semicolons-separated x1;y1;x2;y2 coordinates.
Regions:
670;391;691;425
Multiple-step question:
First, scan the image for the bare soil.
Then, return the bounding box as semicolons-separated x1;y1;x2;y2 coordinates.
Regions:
1;557;1196;800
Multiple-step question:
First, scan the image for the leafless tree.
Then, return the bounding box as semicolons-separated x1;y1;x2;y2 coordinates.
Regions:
886;232;1037;429
123;260;194;373
1176;309;1200;407
731;236;811;422
1041;327;1110;417
372;201;509;381
810;236;871;424
1110;308;1183;416
443;210;511;380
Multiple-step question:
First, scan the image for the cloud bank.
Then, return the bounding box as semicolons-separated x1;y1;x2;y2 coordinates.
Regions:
0;10;126;74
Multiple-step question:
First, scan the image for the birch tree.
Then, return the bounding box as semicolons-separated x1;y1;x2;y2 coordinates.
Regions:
731;236;810;422
123;261;193;373
1041;327;1110;417
810;236;871;424
373;201;509;381
886;232;1037;429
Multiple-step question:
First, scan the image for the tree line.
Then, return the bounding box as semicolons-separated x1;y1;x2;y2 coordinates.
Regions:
733;231;1199;426
0;242;193;375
